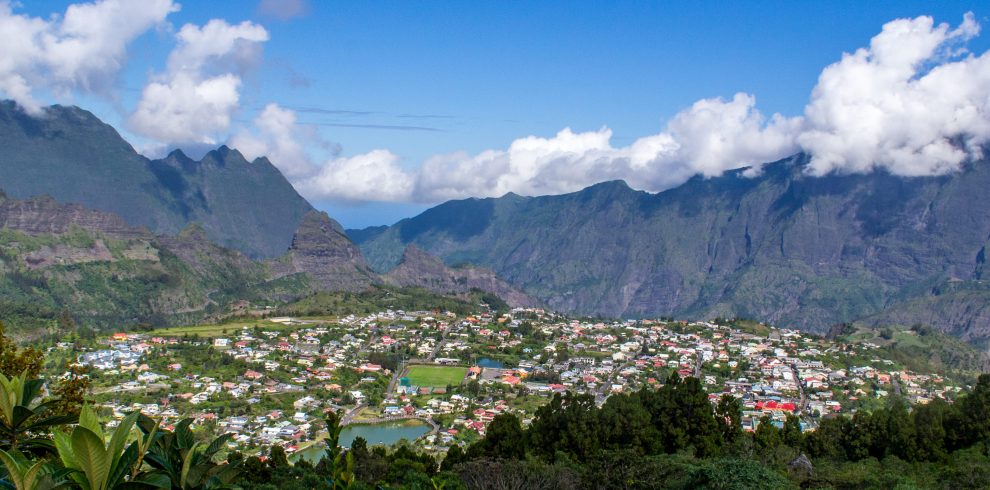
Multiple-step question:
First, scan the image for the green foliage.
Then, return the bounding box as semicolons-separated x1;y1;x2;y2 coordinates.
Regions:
280;286;483;317
0;372;77;452
54;406;169;490
141;418;241;490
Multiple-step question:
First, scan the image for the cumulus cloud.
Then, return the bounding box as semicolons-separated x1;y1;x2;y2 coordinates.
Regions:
297;12;990;204
296;92;800;203
296;150;414;202
230;103;340;178
129;19;269;145
799;13;990;176
0;0;178;114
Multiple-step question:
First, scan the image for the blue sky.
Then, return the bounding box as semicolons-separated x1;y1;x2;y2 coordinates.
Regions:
9;1;990;228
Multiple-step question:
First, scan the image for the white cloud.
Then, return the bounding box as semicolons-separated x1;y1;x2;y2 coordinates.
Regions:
230;103;337;178
6;4;988;206
296;150;414;202
799;13;990;176
301;12;990;204
0;0;178;114
297;92;799;203
129;19;268;145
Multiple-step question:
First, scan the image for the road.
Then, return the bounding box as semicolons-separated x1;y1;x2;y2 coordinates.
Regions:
340;403;367;425
93;382;169;395
596;360;633;405
790;363;809;411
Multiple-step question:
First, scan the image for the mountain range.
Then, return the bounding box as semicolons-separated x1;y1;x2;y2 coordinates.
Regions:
0;101;313;259
351;154;990;350
3;100;990;352
0;101;536;333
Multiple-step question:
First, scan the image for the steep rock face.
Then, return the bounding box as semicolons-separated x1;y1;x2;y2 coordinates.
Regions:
352;155;990;346
0;193;148;240
0;194;280;328
385;245;539;308
0;101;313;258
271;211;377;292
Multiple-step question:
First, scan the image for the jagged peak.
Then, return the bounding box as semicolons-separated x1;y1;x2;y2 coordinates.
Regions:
166;148;193;162
584;179;633;192
203;145;247;165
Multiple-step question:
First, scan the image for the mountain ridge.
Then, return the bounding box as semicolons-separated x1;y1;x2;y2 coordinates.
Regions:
0;101;314;259
351;153;990;349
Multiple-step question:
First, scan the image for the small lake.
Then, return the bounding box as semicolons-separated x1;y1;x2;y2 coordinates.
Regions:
477;357;505;369
292;421;431;463
340;421;430;447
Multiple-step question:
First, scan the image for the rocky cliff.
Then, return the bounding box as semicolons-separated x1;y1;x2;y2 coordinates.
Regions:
352;154;990;349
269;210;378;292
385;245;539;308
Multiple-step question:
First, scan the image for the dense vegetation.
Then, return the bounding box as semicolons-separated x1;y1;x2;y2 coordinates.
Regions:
433;373;990;489
278;286;507;317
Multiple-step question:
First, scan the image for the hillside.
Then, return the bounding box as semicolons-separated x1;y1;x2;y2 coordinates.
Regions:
0;191;533;333
0;101;313;258
0;192;315;333
384;244;539;308
351;154;990;348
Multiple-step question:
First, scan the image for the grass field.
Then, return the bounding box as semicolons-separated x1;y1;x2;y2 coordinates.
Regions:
405;365;468;388
152;321;290;338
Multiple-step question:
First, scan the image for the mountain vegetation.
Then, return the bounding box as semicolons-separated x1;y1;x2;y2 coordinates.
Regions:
351;154;990;349
0;101;313;259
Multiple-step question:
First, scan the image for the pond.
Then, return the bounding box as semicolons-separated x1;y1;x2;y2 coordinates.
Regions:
291;421;432;464
477;357;505;369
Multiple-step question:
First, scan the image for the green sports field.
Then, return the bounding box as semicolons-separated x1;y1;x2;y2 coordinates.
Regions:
404;365;468;388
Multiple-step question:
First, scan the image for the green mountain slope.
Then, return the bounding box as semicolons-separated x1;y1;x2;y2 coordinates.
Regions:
0;101;313;258
0;193;312;333
351;154;990;347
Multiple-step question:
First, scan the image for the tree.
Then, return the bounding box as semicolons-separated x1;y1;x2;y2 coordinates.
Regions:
948;374;990;450
527;392;601;461
884;398;916;461
672;376;722;457
267;446;289;470
714;395;743;445
804;416;849;461
470;413;525;460
598;393;657;454
911;398;948;462
0;372;77;452
781;414;803;449
48;364;91;418
440;445;465;472
0;323;42;379
754;416;781;453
